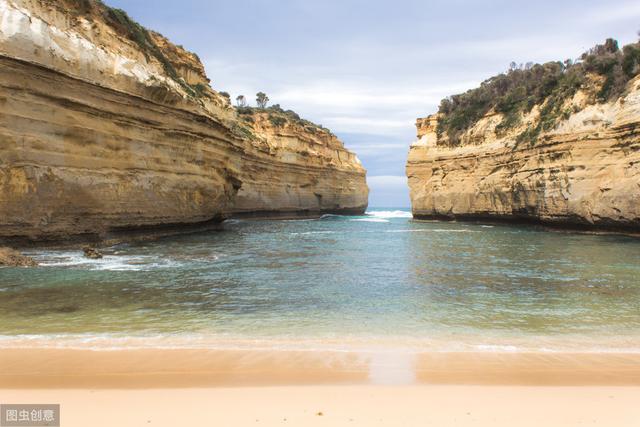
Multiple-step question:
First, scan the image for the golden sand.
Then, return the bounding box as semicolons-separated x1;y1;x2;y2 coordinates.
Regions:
2;348;639;426
1;348;640;388
2;385;638;427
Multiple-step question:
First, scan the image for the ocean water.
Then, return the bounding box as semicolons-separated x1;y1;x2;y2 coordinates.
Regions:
1;209;639;352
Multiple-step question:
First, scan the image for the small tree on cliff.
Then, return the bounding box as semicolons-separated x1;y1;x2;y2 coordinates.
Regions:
256;92;269;108
236;95;247;108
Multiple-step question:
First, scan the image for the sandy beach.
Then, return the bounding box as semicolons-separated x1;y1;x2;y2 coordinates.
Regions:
1;348;639;426
2;0;640;426
2;385;639;427
2;347;640;387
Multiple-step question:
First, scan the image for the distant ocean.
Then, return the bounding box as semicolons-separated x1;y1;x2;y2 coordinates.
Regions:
1;208;639;353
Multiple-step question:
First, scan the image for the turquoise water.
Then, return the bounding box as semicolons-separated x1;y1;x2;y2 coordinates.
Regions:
1;209;639;351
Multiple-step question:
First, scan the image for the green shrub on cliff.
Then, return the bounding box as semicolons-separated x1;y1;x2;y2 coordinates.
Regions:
70;0;96;13
268;116;287;127
235;105;334;135
67;0;207;99
104;7;179;80
436;38;640;147
237;106;253;115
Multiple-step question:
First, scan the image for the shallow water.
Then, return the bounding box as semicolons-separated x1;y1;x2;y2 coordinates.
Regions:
1;209;639;352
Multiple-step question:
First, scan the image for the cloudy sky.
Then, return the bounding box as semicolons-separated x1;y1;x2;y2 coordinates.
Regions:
106;0;639;207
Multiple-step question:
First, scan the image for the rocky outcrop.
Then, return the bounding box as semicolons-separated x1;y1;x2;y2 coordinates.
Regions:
0;0;367;241
0;247;38;266
82;247;103;259
406;76;640;231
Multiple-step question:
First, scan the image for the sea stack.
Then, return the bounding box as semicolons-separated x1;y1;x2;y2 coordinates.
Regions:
406;40;640;231
0;0;368;242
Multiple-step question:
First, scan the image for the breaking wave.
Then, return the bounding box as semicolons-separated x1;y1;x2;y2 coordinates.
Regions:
350;218;390;223
29;251;186;272
365;210;413;219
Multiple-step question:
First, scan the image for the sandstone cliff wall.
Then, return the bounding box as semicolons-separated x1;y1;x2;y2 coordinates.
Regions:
232;112;368;217
406;77;640;231
0;0;367;241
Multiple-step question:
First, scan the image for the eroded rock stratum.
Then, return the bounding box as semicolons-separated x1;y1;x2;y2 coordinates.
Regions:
0;0;368;241
407;44;640;231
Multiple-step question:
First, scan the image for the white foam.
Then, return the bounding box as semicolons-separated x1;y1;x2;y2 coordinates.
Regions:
351;218;390;223
385;229;477;233
365;210;413;219
31;251;183;272
475;344;519;352
319;214;342;219
290;231;336;236
1;333;640;354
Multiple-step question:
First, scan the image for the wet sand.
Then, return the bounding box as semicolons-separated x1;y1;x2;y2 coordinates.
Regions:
1;348;639;426
1;348;640;388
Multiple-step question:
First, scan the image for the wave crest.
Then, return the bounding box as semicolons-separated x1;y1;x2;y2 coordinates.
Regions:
350;218;390;223
365;210;412;219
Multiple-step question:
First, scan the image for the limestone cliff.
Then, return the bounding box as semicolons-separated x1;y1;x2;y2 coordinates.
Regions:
0;0;368;241
407;45;640;231
232;109;367;217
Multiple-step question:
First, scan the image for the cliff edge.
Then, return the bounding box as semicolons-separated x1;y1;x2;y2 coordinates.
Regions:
0;0;368;241
407;39;640;231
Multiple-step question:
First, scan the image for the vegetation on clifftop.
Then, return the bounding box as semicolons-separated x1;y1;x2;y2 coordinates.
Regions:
234;93;334;136
436;38;640;146
237;105;334;136
64;1;336;138
65;0;208;99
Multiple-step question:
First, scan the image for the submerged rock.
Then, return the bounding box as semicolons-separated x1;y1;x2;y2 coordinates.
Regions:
83;247;104;259
0;247;38;267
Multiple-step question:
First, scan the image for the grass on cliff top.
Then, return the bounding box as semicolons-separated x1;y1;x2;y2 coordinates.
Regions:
236;105;335;136
436;38;640;147
66;0;207;99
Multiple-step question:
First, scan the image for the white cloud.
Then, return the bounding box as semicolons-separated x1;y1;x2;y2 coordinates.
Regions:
367;175;410;207
202;60;478;134
584;1;640;24
323;117;413;134
367;175;408;188
346;142;411;155
107;0;640;206
198;1;640;181
271;81;478;109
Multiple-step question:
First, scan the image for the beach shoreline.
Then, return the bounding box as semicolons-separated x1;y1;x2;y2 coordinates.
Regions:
1;347;639;388
3;347;639;426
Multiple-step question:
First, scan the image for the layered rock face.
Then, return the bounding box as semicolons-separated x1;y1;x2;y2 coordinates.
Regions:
406;77;640;231
0;0;367;241
232;111;368;217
